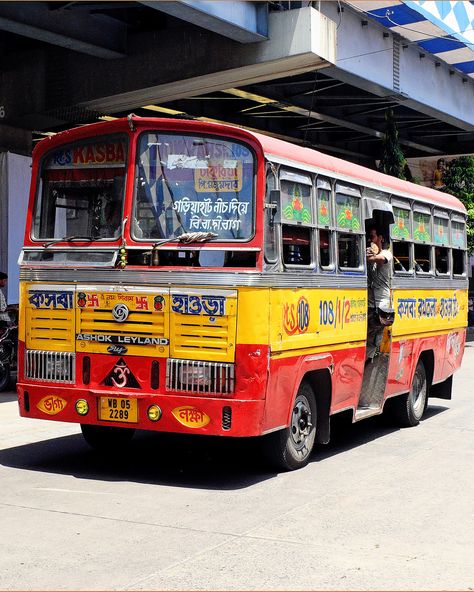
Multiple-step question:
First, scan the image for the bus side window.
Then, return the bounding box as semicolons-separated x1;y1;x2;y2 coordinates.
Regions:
413;207;432;274
279;172;314;268
452;249;466;275
316;179;334;271
282;226;312;265
414;244;432;274
319;229;332;268
334;187;363;271
451;218;467;276
435;246;450;275
392;240;411;273
264;167;278;264
338;233;362;269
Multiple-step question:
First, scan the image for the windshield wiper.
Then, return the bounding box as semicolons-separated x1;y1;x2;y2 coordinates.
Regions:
43;235;96;249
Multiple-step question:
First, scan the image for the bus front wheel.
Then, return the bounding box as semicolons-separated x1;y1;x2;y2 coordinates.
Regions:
263;381;317;471
81;424;136;451
389;360;428;427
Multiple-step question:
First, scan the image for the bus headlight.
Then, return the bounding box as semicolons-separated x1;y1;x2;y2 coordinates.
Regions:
75;399;89;416
147;405;162;422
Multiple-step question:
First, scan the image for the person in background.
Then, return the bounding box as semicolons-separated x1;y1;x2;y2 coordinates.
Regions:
0;272;10;326
433;158;446;189
468;296;474;327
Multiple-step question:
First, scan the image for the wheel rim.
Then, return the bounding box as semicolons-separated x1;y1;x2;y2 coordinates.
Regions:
290;394;313;451
411;367;426;417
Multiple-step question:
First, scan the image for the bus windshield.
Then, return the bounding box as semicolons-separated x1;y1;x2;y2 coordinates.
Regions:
133;132;255;241
32;135;128;241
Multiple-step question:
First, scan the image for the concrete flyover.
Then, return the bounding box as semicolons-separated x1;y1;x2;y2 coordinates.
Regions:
0;1;473;163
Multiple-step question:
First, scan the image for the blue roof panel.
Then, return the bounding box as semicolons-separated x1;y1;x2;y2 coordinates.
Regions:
350;1;474;78
366;3;426;27
417;37;465;53
452;60;474;73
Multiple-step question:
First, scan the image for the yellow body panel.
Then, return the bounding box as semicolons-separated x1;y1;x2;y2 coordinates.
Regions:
24;283;75;352
75;288;170;357
169;288;237;362
19;281;468;365
270;288;367;352
392;288;467;337
235;288;270;345
21;282;239;362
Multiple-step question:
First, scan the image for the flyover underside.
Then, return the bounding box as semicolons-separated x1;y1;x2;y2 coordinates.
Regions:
0;4;473;162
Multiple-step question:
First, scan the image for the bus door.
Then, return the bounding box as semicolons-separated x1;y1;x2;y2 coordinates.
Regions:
357;198;394;415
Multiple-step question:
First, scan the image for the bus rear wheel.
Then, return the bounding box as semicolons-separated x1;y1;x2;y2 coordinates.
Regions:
263;381;317;471
389;360;427;427
81;424;135;451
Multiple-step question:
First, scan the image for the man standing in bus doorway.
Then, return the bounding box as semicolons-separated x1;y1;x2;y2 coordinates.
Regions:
366;229;394;360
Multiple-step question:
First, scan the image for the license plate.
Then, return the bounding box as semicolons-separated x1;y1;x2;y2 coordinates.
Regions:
98;397;138;423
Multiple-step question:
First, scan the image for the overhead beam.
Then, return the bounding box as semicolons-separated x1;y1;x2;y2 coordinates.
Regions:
141;0;268;43
0;2;126;58
79;7;336;113
223;88;443;154
319;2;474;131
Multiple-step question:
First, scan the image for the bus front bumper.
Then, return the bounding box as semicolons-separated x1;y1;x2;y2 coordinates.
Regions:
17;383;267;437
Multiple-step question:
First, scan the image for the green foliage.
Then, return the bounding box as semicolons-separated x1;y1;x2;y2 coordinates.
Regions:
442;156;474;253
378;109;407;180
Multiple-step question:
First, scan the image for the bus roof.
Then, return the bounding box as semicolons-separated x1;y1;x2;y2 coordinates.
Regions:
36;116;466;214
244;129;466;214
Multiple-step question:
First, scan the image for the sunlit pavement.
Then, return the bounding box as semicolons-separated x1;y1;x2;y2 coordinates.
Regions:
1;346;473;590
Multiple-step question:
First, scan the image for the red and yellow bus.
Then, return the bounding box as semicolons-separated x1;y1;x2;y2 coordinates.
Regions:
17;116;468;470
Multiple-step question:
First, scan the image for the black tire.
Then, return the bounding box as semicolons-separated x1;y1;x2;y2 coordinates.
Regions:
0;363;11;392
81;424;135;451
389;360;428;427
263;381;317;471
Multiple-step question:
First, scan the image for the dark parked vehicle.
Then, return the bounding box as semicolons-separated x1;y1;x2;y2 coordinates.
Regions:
0;323;18;391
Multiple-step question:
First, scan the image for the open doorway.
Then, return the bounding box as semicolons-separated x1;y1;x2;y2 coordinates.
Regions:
357;208;394;417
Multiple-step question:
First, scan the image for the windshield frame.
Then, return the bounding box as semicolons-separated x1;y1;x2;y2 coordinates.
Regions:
30;133;129;243
131;130;257;244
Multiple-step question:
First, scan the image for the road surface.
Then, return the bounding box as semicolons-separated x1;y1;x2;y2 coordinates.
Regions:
1;345;473;590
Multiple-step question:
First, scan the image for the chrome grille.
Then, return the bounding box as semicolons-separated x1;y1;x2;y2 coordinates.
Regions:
25;350;75;383
166;358;235;396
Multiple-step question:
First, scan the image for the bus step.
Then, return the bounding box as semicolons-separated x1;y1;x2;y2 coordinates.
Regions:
354;406;383;421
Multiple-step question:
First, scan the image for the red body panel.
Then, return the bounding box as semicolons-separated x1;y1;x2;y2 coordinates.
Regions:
17;327;466;436
263;345;366;431
17;383;266;437
386;329;466;397
17;342;270;437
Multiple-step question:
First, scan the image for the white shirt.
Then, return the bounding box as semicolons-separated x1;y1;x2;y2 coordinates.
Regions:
368;249;393;309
